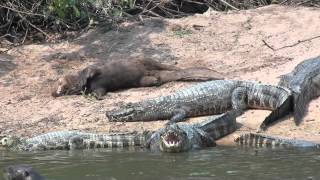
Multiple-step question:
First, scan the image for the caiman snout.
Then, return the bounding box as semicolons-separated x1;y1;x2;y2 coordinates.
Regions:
161;131;181;147
159;124;189;153
106;106;145;122
106;108;135;121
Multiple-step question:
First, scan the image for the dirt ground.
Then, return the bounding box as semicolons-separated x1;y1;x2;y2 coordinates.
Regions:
1;5;320;146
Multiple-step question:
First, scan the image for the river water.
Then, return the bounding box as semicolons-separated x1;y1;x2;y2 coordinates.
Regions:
1;146;319;180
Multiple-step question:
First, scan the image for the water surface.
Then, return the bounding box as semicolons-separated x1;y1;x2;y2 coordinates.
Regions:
1;146;319;180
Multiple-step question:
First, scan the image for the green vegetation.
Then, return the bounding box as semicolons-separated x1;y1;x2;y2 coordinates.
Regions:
0;0;319;46
172;29;193;38
48;0;83;19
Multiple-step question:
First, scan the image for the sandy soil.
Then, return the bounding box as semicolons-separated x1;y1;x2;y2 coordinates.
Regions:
1;5;320;146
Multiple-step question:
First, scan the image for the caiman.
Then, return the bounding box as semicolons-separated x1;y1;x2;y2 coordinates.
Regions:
278;56;320;125
234;133;320;149
0;112;236;153
106;80;292;130
0;131;145;151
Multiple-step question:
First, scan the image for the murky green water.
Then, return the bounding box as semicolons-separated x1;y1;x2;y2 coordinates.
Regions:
1;146;320;180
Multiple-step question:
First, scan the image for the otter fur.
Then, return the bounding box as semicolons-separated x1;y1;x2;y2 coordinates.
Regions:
3;165;44;180
51;58;223;99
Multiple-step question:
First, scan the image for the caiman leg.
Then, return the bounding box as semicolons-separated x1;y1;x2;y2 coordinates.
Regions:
168;107;191;124
230;86;291;132
230;87;248;115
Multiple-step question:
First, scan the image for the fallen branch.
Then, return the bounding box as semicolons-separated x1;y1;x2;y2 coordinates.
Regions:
0;4;45;17
262;34;320;51
21;23;29;44
262;39;275;51
218;0;240;10
17;13;50;39
277;35;320;50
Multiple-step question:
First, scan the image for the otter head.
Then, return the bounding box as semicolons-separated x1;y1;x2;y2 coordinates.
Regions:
3;165;44;180
51;75;83;97
159;124;190;153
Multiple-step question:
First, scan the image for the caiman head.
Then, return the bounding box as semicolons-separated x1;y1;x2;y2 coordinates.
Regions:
159;124;190;153
3;165;44;180
106;103;153;122
51;75;84;97
0;136;23;151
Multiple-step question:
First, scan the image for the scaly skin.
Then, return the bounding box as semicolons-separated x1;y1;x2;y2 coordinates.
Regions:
278;56;320;125
149;111;237;152
0;112;236;152
0;131;148;151
106;80;292;130
234;133;320;149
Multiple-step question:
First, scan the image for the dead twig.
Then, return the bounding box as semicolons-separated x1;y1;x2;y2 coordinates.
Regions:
295;0;312;6
218;0;240;10
0;4;45;17
0;33;16;39
21;23;29;44
262;34;320;51
16;13;50;39
277;35;320;50
279;0;290;5
262;39;275;51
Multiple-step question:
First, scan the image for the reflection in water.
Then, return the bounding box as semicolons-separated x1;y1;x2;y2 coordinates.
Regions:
0;147;320;180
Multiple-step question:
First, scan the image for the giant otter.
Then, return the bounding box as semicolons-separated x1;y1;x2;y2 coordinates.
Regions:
51;58;223;99
3;165;44;180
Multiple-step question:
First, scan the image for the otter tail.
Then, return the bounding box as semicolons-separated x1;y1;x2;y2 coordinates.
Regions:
141;58;181;71
159;67;224;82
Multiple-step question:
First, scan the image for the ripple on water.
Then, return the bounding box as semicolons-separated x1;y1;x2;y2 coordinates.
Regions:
1;147;320;180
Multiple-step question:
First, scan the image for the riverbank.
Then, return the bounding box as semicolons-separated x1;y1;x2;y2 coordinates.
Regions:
0;5;320;145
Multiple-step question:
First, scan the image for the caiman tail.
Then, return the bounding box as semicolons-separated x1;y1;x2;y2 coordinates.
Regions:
293;76;319;125
259;95;293;131
234;133;320;149
158;67;224;82
199;110;238;140
78;132;152;149
278;56;320;125
293;90;308;125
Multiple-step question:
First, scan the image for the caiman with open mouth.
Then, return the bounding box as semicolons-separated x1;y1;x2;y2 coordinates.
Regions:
1;112;237;153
